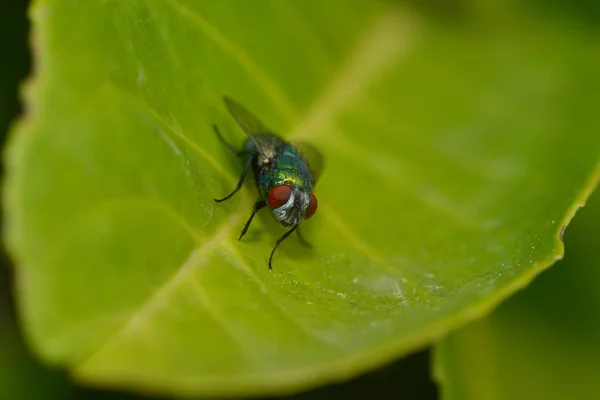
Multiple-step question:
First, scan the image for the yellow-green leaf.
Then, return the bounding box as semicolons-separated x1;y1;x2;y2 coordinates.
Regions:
4;0;600;397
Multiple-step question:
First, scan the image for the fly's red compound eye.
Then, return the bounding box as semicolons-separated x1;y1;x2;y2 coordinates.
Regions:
305;193;318;219
268;184;292;209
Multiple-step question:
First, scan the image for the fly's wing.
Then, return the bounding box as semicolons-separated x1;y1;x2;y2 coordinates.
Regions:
292;140;324;185
223;96;273;161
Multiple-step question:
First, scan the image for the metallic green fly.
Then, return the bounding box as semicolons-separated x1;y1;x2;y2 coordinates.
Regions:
213;96;323;269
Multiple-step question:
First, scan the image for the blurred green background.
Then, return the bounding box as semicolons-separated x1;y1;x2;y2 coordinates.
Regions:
1;1;598;399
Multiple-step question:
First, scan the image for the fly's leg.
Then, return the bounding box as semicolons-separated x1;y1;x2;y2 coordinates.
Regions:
296;226;312;248
269;225;299;270
214;155;253;202
213;124;250;157
239;200;266;240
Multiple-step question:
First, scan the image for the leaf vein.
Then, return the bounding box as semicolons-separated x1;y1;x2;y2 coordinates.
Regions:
164;0;298;123
78;209;249;366
289;7;419;141
224;245;347;350
107;83;236;186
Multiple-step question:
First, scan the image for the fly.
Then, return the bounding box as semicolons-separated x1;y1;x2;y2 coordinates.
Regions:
213;96;323;269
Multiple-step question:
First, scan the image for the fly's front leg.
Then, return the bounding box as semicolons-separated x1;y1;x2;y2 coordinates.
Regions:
269;225;299;270
239;200;266;240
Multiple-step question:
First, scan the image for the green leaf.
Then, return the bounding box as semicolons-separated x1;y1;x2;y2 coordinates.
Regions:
433;189;600;400
4;0;600;397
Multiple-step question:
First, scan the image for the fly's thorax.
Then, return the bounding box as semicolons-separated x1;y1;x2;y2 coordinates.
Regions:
270;186;311;226
255;144;314;198
244;134;281;165
259;167;313;198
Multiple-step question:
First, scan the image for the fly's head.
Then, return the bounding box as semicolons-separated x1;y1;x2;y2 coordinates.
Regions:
267;184;318;226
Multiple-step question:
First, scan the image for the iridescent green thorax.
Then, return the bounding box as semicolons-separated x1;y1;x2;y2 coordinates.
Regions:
245;136;314;198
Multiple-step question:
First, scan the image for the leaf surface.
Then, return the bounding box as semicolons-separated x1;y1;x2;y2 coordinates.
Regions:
4;0;600;396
